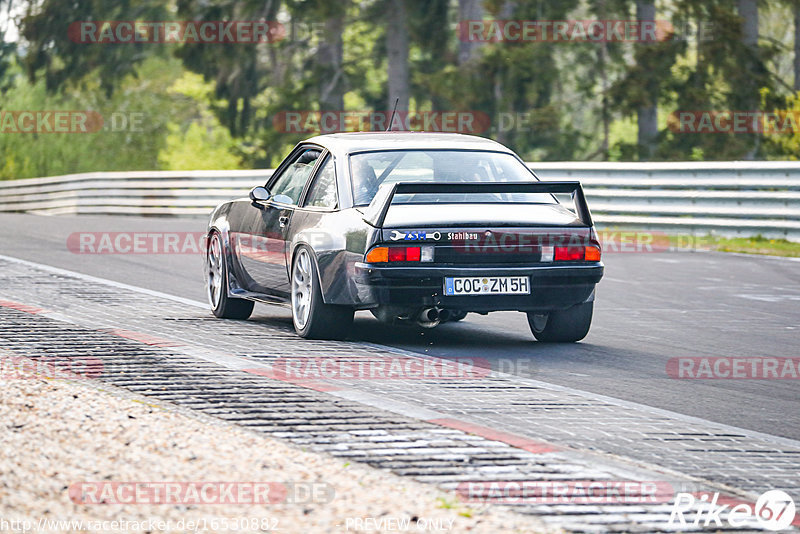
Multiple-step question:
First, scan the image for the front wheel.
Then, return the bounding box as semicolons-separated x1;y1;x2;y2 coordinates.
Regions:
527;301;593;343
291;247;354;340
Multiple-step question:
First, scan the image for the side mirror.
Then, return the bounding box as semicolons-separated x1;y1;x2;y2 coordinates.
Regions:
249;186;270;202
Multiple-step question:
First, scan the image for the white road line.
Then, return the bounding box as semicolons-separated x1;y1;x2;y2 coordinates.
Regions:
717;251;800;263
2;252;800;452
0;253;208;309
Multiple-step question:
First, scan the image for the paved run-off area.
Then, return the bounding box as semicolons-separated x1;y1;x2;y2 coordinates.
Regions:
0;251;798;533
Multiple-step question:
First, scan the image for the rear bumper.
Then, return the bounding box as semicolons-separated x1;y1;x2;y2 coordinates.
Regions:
352;263;603;312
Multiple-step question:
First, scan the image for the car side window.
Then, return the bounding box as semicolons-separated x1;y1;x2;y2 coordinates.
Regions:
269;149;321;205
304;157;338;209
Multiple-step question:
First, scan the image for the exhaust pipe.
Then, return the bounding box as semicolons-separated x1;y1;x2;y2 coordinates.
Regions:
417;307;440;328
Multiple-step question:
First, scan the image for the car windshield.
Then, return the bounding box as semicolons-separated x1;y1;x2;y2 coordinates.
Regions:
349;150;557;206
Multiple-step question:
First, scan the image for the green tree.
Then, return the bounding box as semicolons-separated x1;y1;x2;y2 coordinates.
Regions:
0;1;15;96
19;0;170;94
0;56;239;179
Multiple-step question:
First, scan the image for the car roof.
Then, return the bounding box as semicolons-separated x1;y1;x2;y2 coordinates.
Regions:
304;132;515;156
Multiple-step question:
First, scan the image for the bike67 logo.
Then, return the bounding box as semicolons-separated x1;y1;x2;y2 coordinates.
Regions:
670;490;796;531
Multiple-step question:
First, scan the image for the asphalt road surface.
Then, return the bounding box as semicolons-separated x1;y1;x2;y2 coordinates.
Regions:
1;212;798;441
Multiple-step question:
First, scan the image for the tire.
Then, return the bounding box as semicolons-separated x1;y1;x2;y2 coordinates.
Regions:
527;301;593;343
206;231;254;320
291;246;354;340
449;310;468;322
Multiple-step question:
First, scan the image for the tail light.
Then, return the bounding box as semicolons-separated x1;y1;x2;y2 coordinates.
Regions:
365;246;434;263
554;246;584;261
585;245;601;261
545;245;602;262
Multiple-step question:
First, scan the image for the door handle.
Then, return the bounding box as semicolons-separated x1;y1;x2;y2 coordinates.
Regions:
279;216;289;228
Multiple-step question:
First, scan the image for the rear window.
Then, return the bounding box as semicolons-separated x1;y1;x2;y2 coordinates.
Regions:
349;150;556;206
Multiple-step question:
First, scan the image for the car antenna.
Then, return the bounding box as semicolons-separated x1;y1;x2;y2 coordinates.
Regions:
386;98;400;131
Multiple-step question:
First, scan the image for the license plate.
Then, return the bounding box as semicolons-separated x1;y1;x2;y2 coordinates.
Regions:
444;276;530;296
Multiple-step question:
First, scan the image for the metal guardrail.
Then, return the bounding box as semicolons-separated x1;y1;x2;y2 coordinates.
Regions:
0;163;798;239
533;162;800;239
0;170;273;217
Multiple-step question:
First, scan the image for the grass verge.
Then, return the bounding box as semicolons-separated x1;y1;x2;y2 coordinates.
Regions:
669;234;800;258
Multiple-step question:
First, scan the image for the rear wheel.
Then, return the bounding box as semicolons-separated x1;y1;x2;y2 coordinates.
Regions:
448;310;468;322
527;302;593;343
291;247;354;340
206;231;254;320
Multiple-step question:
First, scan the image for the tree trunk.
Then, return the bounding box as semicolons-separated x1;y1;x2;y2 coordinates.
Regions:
794;1;800;91
318;14;345;111
386;0;410;119
594;0;609;160
494;76;507;144
458;0;485;65
599;41;609;161
738;0;758;47
738;0;759;159
492;1;514;144
636;1;658;160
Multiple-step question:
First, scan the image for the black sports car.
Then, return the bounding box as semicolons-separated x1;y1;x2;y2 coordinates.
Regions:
204;132;603;341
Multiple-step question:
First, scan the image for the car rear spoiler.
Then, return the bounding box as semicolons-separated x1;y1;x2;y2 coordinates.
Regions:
361;181;593;228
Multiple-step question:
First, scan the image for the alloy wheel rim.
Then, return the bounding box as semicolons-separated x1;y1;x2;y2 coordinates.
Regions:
207;234;223;309
292;249;313;329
